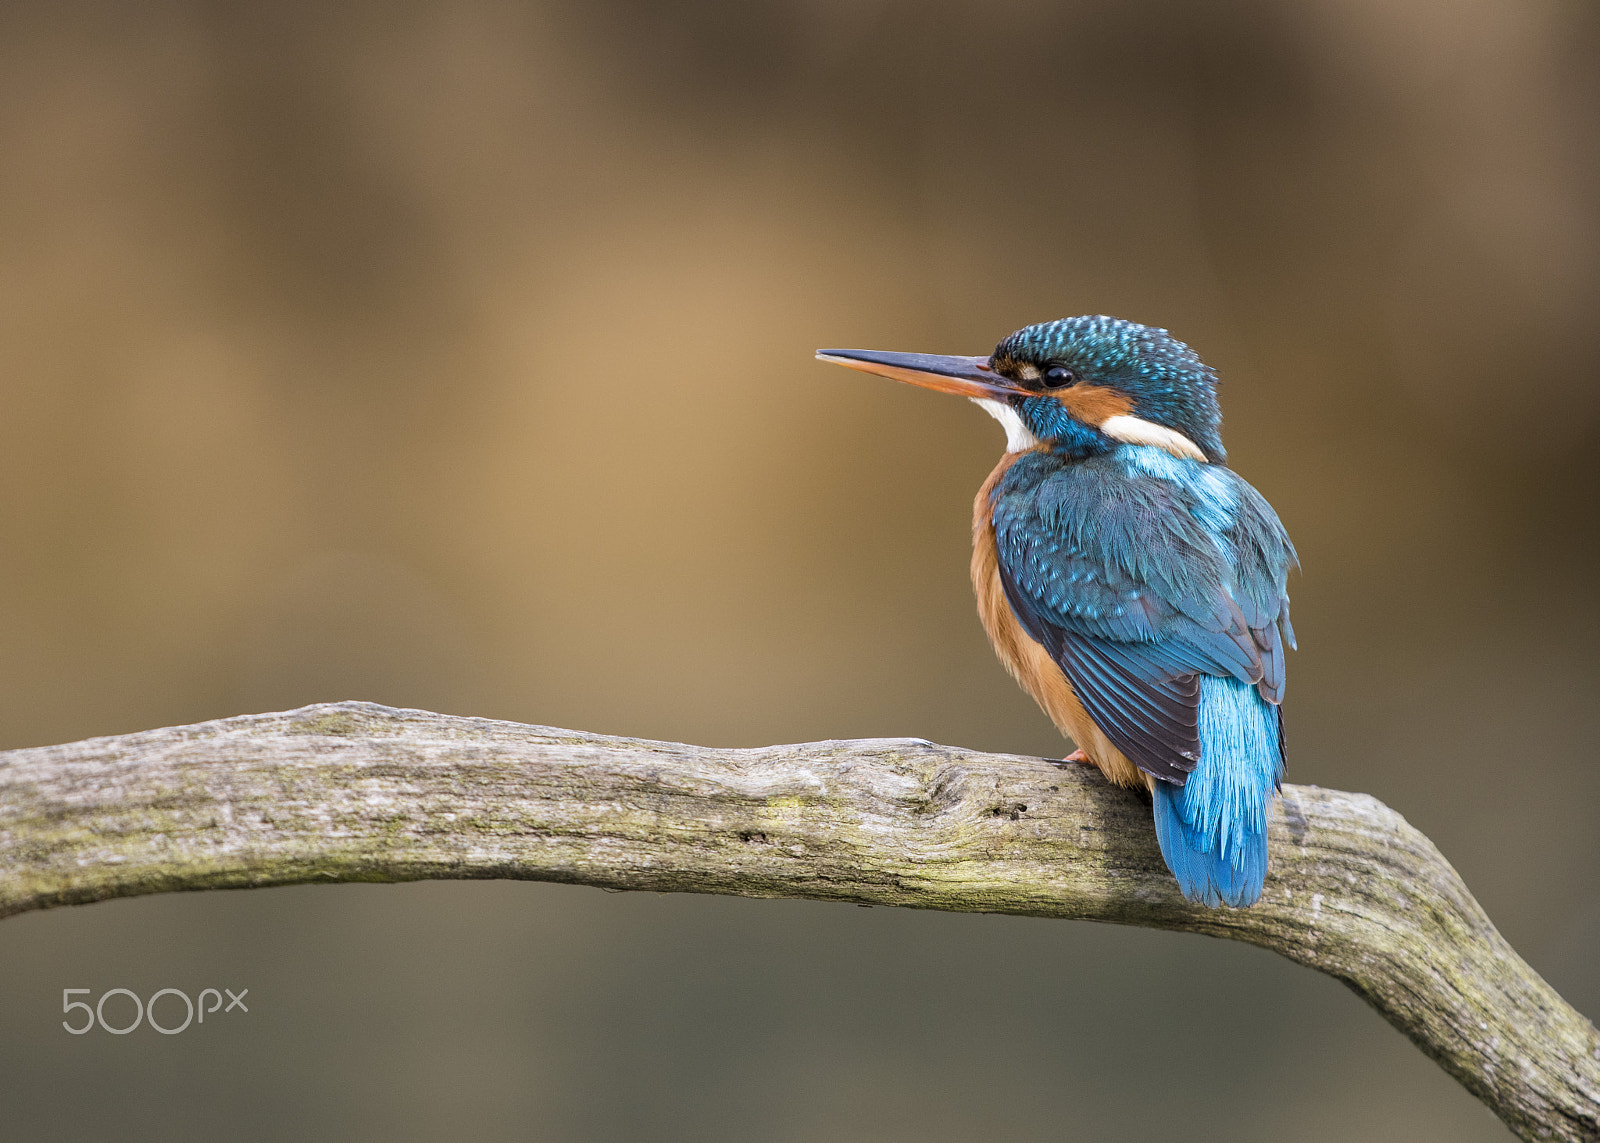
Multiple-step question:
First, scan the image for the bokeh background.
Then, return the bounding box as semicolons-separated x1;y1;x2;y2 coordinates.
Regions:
1;2;1596;1139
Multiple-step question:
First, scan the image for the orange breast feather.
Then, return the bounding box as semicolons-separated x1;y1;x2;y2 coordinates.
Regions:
970;453;1149;791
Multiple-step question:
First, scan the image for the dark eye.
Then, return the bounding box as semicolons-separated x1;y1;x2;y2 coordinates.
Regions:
1042;365;1075;388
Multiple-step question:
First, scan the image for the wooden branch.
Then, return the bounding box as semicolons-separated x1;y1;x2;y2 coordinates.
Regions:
1;702;1594;1139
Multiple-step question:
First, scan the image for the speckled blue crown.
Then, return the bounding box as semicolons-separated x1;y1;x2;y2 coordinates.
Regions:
993;316;1225;463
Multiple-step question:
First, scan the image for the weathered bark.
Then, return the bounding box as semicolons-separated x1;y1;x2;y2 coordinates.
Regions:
0;701;1594;1139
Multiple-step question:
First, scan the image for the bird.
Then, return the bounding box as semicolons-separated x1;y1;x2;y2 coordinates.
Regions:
817;316;1297;908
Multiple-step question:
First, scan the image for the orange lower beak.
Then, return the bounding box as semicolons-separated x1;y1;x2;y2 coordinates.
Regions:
815;349;1025;401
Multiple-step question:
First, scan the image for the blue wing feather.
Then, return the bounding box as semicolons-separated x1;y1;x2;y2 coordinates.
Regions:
991;444;1296;906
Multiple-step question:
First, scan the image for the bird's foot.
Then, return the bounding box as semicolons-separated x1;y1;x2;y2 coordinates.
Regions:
1064;749;1093;765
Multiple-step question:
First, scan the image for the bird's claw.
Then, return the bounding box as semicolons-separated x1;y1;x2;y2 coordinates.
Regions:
1064;748;1092;765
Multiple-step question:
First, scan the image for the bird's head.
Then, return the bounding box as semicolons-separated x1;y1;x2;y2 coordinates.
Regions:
818;316;1224;464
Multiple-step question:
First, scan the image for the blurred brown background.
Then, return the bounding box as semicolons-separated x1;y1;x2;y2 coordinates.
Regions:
0;2;1596;1139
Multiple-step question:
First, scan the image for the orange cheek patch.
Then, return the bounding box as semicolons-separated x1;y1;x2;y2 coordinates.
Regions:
1054;385;1135;425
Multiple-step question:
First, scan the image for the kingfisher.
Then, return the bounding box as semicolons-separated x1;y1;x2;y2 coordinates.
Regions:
818;317;1297;908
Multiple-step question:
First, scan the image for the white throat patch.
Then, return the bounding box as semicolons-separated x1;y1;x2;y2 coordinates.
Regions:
971;398;1041;453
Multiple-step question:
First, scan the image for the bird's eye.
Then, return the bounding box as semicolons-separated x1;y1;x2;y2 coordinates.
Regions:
1042;365;1075;388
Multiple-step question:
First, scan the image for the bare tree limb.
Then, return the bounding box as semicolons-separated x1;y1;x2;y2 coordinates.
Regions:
1;701;1594;1139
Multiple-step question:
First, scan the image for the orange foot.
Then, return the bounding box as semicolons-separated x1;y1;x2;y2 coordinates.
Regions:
1064;749;1093;765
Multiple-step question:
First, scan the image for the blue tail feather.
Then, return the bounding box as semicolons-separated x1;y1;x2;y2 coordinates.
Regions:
1152;675;1282;907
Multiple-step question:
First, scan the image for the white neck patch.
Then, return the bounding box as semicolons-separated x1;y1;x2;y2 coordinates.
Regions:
971;398;1041;453
1099;414;1207;461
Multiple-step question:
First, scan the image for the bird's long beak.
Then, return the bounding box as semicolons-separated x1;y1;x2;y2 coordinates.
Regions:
815;348;1024;401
